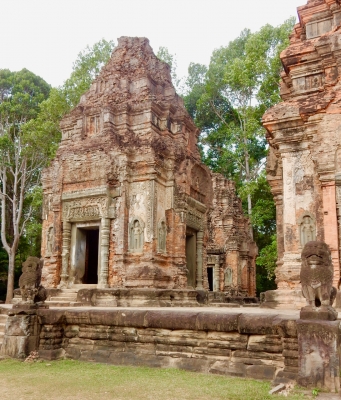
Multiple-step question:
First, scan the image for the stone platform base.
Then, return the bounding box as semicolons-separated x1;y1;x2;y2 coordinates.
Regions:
11;288;259;308
1;306;299;384
261;290;306;310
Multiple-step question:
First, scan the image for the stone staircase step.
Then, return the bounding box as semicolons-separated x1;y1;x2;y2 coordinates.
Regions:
242;303;260;307
209;303;241;308
49;296;77;302
57;289;78;293
71;284;97;289
45;301;83;307
0;315;8;323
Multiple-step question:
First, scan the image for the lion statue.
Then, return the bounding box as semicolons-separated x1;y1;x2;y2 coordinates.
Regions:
300;241;337;308
19;256;47;304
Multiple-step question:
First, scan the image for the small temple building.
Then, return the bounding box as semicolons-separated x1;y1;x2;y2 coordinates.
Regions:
40;37;257;296
263;0;341;307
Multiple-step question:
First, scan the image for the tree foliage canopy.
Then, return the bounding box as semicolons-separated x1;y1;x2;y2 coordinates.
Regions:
183;19;295;292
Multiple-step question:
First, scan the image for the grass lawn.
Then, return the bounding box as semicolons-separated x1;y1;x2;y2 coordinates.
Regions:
0;359;311;400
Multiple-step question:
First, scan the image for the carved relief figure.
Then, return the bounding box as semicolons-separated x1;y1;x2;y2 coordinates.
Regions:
300;215;316;247
46;226;54;255
158;219;167;252
224;267;233;286
300;241;337;309
129;217;145;252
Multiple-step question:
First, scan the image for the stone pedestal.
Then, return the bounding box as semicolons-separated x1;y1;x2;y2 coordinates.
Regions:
261;289;306;309
0;308;40;359
297;319;341;393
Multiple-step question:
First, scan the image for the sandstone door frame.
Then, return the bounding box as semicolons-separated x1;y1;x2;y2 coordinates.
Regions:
59;188;116;289
70;221;101;285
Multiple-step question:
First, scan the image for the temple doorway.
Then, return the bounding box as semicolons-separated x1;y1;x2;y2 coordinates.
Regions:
84;229;99;284
71;224;100;285
186;228;197;288
207;267;213;291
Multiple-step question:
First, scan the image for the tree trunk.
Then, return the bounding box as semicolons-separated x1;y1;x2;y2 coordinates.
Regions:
5;252;15;304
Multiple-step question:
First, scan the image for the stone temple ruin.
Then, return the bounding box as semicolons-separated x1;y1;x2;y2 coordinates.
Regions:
263;0;341;308
40;36;257;299
2;2;341;395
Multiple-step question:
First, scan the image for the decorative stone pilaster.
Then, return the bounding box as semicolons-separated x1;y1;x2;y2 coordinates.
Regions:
58;221;71;288
98;217;110;288
196;230;204;290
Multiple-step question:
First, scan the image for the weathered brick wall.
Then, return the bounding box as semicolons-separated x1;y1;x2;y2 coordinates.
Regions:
36;309;298;381
263;0;341;303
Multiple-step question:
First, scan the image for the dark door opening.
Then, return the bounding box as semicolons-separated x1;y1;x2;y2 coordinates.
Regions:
207;267;213;291
84;229;99;284
186;229;197;288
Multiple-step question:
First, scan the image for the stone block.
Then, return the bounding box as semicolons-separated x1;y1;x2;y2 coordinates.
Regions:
209;360;246;377
247;335;283;353
245;364;276;380
5;315;36;336
195;312;239;332
39;348;65;360
238;314;277;335
297;319;341;393
144;311;198;330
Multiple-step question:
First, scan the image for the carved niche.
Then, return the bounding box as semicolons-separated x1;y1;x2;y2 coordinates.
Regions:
158;218;167;252
190;164;212;206
224;267;233;286
129;217;145;253
46;226;54;256
299;213;316;247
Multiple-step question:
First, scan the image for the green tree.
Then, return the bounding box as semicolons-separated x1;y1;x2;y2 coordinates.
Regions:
0;68;51;303
194;20;295;220
0;39;115;303
183;19;295;291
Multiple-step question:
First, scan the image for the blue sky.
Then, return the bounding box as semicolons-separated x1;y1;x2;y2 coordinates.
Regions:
0;0;301;87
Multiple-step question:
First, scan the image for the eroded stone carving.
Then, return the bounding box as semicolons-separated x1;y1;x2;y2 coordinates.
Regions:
18;257;47;304
299;215;316;247
46;226;54;255
300;241;337;320
224;267;233;286
158;218;167;252
129;217;145;252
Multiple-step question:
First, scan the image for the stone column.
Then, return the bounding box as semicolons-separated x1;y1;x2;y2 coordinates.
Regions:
213;256;220;292
336;177;341;286
58;220;71;288
196;230;204;290
98;217;110;288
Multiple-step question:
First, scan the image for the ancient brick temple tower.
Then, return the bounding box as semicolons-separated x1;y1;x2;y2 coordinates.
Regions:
41;37;256;295
263;0;341;307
